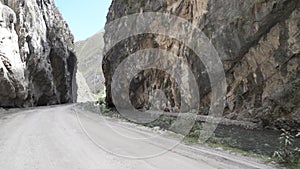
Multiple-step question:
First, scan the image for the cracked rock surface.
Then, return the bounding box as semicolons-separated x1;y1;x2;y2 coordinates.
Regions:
0;0;77;108
103;0;300;130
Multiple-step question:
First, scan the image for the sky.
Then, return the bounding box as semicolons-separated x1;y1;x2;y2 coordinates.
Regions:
54;0;112;41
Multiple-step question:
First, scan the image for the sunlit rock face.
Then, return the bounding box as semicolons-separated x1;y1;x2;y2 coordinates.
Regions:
103;0;300;129
0;0;77;107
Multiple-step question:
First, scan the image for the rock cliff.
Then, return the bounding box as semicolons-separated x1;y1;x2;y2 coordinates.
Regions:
103;0;299;129
0;0;77;107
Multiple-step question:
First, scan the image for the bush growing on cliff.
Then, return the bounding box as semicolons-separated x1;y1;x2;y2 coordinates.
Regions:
273;129;300;168
97;89;106;104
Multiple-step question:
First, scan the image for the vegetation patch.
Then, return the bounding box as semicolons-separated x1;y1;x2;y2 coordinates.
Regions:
273;129;300;169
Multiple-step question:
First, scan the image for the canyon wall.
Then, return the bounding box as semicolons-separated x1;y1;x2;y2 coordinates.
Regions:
0;0;77;107
103;0;299;129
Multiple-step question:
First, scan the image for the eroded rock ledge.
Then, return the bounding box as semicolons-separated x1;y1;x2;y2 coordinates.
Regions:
0;0;77;107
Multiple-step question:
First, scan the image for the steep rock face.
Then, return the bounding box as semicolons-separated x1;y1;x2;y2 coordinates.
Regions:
0;0;77;107
103;0;299;129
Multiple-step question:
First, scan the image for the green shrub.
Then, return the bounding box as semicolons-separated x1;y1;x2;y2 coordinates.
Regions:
97;96;105;104
97;90;106;104
144;115;175;129
96;104;119;118
273;129;300;168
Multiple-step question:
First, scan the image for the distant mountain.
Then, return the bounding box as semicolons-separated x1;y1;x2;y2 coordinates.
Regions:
75;31;105;94
76;71;96;102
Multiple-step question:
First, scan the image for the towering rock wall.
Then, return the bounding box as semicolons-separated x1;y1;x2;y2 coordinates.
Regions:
0;0;77;108
103;0;300;129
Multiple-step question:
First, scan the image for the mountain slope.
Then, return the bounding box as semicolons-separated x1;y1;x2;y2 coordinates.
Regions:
76;70;96;102
75;31;105;94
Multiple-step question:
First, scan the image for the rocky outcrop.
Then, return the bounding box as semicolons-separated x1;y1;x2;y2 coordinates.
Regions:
0;0;77;108
103;0;300;129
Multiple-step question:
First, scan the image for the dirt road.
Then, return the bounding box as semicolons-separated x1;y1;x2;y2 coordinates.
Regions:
0;104;275;169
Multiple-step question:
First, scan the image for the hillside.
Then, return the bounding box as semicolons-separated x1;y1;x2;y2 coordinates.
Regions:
75;31;105;94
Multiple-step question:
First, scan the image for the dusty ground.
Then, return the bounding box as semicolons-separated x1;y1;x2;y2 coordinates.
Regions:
0;104;277;169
